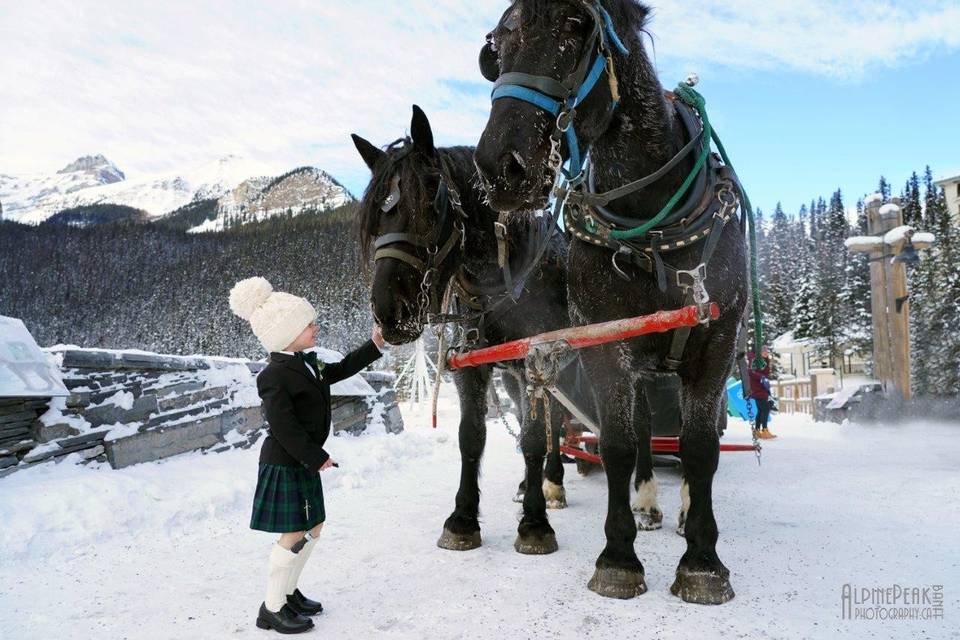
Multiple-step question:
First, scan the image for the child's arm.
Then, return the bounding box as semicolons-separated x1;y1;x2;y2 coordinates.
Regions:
258;369;329;471
322;340;383;385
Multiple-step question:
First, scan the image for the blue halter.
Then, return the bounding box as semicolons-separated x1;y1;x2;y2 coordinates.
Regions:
489;2;629;181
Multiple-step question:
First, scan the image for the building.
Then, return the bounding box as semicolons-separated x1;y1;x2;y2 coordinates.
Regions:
935;174;960;224
771;331;868;378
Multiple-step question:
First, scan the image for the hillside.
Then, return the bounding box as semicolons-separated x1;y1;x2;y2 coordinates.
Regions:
0;204;371;358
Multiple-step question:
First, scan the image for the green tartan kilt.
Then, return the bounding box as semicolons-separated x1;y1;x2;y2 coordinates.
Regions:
250;463;326;533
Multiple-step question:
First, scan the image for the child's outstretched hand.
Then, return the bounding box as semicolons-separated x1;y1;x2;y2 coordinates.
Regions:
320;458;338;472
372;325;386;349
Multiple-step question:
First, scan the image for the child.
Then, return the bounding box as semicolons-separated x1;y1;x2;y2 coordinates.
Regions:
748;346;777;440
229;276;385;634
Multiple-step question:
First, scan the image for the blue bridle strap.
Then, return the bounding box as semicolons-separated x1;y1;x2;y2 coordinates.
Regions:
491;85;562;116
489;2;628;180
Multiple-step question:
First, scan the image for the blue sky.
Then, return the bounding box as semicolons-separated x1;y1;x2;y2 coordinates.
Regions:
685;52;960;216
1;1;958;219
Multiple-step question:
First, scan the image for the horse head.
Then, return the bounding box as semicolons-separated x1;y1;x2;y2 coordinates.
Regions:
474;0;645;212
353;106;464;345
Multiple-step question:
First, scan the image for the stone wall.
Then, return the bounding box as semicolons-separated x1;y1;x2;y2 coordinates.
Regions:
0;348;403;478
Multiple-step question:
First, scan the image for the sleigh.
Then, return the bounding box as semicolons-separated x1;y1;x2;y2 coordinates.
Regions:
446;303;759;465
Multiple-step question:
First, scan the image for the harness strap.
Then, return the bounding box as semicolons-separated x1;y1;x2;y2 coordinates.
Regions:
494;72;567;99
374;232;429;249
564;117;703;208
373;247;426;272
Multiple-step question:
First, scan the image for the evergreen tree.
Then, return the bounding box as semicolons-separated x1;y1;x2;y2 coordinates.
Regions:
924;172;960;394
878;175;891;201
763;202;794;339
839;197;872;363
900;172;922;227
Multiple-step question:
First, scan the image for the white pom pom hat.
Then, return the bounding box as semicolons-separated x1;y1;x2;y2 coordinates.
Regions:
229;277;317;353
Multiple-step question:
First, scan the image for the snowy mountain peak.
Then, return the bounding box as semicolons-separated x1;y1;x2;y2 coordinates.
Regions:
57;154;125;183
188;165;354;233
1;155;352;228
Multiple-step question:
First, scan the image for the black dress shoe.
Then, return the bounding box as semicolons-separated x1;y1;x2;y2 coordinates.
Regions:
256;602;314;634
287;589;324;616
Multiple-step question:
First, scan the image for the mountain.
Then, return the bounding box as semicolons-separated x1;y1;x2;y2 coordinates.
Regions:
187;167;354;233
1;155;354;230
0;155;125;223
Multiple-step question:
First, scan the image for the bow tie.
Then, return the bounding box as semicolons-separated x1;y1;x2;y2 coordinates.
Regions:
295;351;319;368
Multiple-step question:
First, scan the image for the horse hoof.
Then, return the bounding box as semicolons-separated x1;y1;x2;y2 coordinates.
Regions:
587;566;647;599
676;512;686;536
512;490;525;503
670;567;735;605
635;507;663;531
437;529;481;551
514;532;558;555
542;480;567;510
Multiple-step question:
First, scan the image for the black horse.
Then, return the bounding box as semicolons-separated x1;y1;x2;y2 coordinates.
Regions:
352;106;572;554
474;1;747;604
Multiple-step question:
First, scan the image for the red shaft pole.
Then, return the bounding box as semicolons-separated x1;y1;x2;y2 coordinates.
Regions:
446;303;719;370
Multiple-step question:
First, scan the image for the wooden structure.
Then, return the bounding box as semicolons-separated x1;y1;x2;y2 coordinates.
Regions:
845;196;935;401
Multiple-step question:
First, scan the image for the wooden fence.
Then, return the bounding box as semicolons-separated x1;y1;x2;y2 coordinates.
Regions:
772;376;819;415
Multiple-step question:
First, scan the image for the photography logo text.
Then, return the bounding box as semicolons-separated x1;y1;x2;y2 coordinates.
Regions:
842;584;944;621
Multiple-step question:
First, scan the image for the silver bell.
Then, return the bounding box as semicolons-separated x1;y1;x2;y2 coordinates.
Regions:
684;73;699;87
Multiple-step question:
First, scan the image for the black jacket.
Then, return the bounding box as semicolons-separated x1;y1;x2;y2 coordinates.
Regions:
256;340;383;471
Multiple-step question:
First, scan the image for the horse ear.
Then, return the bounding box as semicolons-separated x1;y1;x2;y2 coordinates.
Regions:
410;105;435;156
351;134;385;170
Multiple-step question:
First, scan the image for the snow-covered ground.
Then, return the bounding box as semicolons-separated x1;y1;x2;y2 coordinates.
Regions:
0;387;957;640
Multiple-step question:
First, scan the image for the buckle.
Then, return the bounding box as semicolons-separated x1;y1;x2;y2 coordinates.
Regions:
675;263;710;305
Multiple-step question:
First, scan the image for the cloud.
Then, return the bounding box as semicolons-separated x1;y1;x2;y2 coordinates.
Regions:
651;0;960;78
0;0;956;193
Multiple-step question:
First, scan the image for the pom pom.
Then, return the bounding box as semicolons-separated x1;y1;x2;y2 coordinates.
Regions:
229;277;273;320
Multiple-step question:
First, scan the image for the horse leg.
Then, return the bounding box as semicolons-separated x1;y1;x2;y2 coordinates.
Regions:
502;371;527;503
631;389;662;530
586;359;646;599
514;386;559;554
670;325;738;604
542;407;567;509
437;366;490;551
676;466;689;536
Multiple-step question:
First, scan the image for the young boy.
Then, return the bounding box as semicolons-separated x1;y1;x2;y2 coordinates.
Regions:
229;276;385;634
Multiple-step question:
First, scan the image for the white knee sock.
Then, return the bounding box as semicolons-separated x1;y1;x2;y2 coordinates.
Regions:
286;537;318;596
265;544;298;612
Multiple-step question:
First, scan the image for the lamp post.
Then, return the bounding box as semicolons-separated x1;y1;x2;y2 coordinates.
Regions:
845;195;936;401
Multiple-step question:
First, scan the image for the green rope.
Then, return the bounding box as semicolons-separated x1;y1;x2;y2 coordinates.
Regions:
609;82;766;368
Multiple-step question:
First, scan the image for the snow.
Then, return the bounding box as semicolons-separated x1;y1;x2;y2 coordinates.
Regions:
1;155;283;223
0;386;956;639
771;330;810;350
90;390;135;411
844;235;883;251
38;397;91;432
912;232;936;246
864;193;883;206
878;203;901;217
883;225;913;245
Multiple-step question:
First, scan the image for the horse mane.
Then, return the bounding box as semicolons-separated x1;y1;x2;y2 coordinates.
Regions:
517;0;650;31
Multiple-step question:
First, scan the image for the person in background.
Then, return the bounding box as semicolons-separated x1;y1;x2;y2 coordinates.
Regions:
748;345;777;440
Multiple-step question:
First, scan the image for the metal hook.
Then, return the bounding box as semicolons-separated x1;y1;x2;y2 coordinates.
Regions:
611;245;633;281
